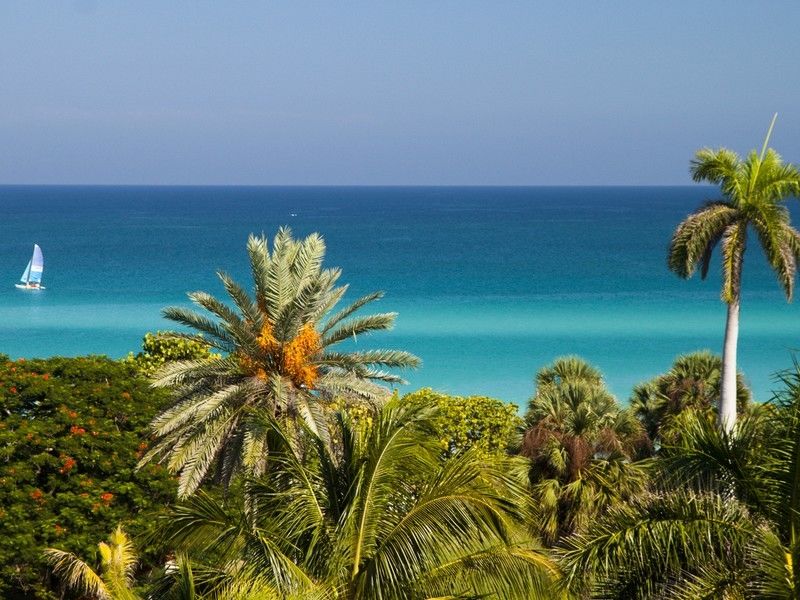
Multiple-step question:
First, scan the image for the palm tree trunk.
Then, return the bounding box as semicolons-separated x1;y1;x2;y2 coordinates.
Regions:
719;299;739;433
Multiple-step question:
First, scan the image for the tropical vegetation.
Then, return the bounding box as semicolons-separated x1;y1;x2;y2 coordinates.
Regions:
521;357;647;545
0;161;797;600
156;398;560;599
138;228;420;497
668;115;800;431
562;365;800;598
630;350;751;447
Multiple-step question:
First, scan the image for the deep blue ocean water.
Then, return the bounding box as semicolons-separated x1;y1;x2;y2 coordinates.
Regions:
1;185;798;406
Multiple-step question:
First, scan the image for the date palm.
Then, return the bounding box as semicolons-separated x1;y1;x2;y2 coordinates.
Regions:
521;356;648;545
159;399;561;599
668;115;800;432
139;228;420;497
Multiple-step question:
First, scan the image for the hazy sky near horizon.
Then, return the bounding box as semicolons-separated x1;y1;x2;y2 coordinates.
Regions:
2;1;800;185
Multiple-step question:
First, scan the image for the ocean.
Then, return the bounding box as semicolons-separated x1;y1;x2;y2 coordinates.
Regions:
1;185;798;407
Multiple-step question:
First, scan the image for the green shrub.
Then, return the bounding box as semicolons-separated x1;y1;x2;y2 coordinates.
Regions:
402;388;522;458
123;331;217;377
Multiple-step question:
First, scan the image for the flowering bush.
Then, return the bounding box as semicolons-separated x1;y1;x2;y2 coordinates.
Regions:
0;356;176;599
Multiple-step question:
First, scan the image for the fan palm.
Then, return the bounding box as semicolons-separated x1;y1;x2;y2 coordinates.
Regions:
668;115;800;432
521;356;648;545
159;399;562;599
630;350;751;446
138;228;420;497
561;362;800;599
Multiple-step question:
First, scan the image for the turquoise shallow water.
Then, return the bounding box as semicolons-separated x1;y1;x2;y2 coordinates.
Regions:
0;186;798;406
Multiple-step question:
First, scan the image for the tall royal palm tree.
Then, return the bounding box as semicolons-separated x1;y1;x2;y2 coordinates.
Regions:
139;228;420;497
521;357;647;545
668;115;800;432
158;399;561;599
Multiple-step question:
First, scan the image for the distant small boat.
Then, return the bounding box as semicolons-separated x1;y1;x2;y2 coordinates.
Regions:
15;244;45;290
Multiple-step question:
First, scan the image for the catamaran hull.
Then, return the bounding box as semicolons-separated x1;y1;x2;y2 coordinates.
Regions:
15;284;45;290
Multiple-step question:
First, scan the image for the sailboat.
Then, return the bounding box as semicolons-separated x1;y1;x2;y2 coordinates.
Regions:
15;244;45;290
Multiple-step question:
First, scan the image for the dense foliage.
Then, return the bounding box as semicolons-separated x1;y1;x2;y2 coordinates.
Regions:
157;398;559;599
0;356;176;599
561;368;800;598
521;357;647;545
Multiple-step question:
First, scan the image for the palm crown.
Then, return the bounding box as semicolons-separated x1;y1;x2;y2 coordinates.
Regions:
140;228;420;497
521;356;646;544
668;119;800;303
630;351;751;445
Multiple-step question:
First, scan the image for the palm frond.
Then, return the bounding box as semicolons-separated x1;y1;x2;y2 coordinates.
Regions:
322;291;385;334
322;313;398;346
690;147;743;200
44;549;111;600
560;490;756;598
668;202;738;279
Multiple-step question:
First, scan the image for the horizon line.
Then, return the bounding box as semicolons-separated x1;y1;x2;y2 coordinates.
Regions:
0;182;707;188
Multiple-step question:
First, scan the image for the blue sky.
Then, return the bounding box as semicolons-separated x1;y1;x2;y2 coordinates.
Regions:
1;1;799;185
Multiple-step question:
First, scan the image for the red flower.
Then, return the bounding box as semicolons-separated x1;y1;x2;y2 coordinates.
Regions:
70;425;86;436
59;456;77;474
9;387;16;394
30;489;44;501
42;373;49;381
68;411;78;419
100;492;114;504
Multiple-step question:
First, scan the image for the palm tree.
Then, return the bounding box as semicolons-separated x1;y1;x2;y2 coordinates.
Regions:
138;228;420;497
561;363;800;598
521;357;648;545
158;399;561;599
630;350;751;446
668;115;800;432
45;526;198;600
45;526;141;600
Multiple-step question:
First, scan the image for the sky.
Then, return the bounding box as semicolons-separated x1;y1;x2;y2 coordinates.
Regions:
1;1;800;185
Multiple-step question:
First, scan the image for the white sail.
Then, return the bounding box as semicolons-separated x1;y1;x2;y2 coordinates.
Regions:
16;244;44;289
29;244;43;284
20;260;31;283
